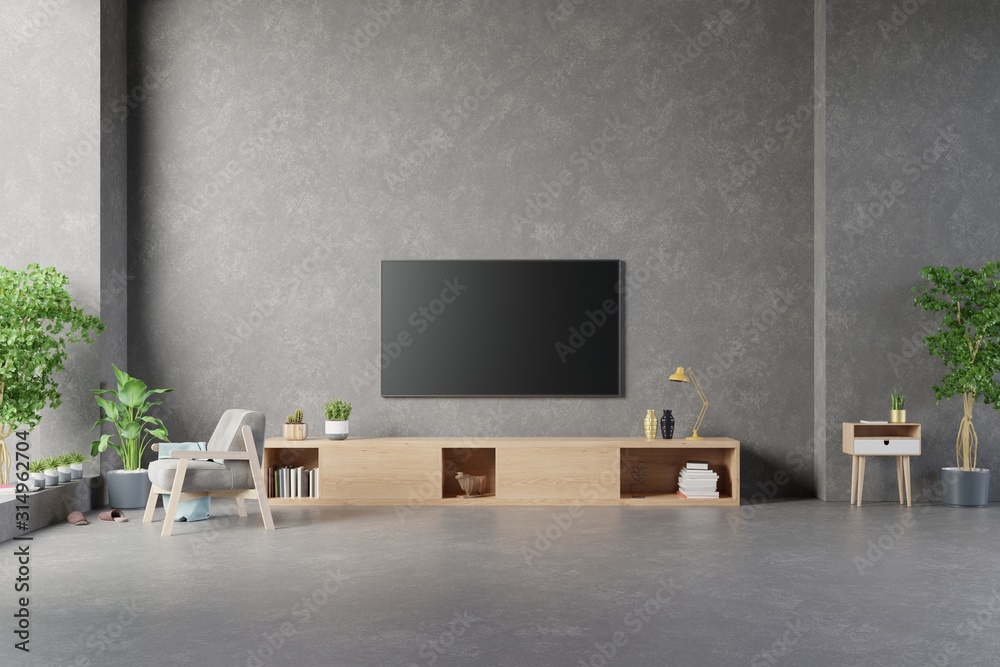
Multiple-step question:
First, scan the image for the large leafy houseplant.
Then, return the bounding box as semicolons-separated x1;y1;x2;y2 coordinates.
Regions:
914;262;1000;471
0;264;103;484
90;365;172;470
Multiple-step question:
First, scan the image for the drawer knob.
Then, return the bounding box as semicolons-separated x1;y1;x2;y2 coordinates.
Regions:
884;440;890;446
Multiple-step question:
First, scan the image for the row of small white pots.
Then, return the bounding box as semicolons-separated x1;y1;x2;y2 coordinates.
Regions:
27;463;85;492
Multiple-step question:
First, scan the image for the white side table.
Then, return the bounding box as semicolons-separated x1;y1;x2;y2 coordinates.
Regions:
842;422;921;507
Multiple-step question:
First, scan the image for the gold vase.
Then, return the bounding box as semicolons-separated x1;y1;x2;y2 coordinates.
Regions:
889;409;906;424
643;410;657;440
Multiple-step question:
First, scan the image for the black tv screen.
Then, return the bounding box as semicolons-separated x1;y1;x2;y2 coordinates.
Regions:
380;260;623;397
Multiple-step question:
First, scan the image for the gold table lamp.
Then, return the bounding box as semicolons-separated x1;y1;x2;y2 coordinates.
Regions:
668;366;708;440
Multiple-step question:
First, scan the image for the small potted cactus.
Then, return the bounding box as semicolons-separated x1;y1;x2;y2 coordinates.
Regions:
324;398;352;440
283;409;308;441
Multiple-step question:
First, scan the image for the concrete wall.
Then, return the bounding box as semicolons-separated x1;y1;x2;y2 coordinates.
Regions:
100;0;129;478
0;0;103;462
126;0;816;498
821;0;1000;500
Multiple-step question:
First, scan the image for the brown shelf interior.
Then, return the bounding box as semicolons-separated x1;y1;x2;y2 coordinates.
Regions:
263;447;320;498
853;424;920;438
620;447;733;499
442;447;496;498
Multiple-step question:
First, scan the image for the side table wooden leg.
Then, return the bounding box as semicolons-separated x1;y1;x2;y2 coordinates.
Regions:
857;457;866;507
850;455;858;505
896;456;904;505
903;456;912;508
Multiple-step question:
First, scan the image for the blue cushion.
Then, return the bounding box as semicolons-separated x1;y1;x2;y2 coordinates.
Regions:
158;442;212;522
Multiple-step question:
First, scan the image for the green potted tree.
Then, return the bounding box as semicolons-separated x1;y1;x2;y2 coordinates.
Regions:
914;262;1000;507
324;398;352;440
91;365;172;508
0;264;103;485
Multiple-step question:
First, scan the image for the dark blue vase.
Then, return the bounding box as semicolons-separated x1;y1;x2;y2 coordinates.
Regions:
660;410;675;439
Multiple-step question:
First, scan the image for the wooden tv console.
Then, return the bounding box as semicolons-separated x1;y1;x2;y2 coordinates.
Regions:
263;436;740;506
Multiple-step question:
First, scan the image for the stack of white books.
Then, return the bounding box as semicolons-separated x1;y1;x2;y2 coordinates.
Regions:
677;461;719;499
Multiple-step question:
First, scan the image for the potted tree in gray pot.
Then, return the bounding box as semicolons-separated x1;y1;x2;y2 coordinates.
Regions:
914;262;1000;507
91;365;171;509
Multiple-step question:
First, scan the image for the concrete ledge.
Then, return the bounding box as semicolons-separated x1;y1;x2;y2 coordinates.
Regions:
0;476;104;542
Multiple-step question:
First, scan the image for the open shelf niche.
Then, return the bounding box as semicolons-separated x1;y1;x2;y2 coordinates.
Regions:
442;447;496;499
620;447;735;501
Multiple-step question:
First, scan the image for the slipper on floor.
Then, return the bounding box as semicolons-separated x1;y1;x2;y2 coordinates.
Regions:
98;509;128;523
67;511;89;526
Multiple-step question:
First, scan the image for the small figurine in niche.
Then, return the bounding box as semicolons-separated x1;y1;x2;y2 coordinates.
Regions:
456;471;487;498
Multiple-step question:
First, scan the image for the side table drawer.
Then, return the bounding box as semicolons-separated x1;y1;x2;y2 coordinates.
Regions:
854;438;920;455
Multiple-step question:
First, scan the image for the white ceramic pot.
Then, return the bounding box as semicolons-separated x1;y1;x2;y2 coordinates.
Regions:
29;472;46;491
325;420;349;440
44;469;59;486
57;465;72;483
70;462;84;480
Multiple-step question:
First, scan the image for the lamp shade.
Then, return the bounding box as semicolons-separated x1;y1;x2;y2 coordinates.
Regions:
668;366;689;383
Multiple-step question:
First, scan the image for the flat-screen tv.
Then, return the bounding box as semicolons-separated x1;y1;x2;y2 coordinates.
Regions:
380;260;623;397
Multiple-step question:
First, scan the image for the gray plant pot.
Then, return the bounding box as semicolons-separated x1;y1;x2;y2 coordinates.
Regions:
107;469;152;509
44;470;59;487
941;467;990;507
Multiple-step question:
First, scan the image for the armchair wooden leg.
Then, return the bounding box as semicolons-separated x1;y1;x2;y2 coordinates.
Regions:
142;486;159;524
248;455;273;531
235;497;247;518
242;424;275;531
162;459;188;537
257;492;274;531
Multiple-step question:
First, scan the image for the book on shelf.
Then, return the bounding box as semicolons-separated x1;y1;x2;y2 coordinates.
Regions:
0;484;15;496
678;462;718;499
677;489;719;499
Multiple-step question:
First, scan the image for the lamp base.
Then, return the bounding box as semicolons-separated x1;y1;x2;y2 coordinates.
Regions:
687;430;704;441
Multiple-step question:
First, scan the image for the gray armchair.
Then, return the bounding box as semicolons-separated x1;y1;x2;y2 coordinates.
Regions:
142;409;274;537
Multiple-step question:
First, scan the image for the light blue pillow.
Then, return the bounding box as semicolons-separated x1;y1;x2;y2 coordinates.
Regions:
159;442;211;522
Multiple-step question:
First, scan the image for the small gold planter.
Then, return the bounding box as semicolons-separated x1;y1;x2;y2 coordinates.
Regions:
643;410;657;440
889;409;906;424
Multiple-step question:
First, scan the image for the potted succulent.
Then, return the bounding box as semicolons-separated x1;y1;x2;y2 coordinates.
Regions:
324;398;351;440
65;451;88;480
0;264;103;486
889;389;906;423
27;459;46;492
914;262;1000;507
283;410;308;440
91;364;172;509
42;457;60;487
56;454;73;483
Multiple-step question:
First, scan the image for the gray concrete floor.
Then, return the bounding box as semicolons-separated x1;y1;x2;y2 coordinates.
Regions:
3;500;1000;667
